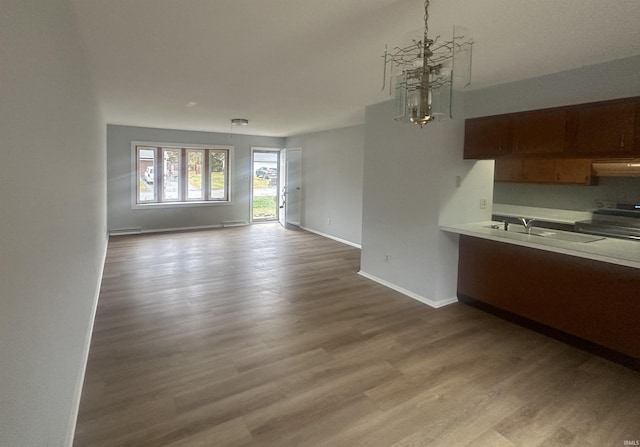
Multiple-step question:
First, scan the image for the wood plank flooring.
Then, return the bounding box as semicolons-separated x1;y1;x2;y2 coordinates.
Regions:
74;224;640;446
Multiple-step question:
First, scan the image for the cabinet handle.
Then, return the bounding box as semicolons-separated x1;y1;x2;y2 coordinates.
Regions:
621;134;625;148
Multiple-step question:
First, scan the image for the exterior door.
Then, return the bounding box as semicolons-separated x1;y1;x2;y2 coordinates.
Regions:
285;148;302;226
278;149;286;227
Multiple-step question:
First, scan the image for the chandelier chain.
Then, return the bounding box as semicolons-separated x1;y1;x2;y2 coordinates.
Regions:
424;0;429;39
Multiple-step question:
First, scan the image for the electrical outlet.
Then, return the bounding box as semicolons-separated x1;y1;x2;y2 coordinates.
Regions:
384;254;391;263
479;198;488;209
455;175;461;187
327;217;332;225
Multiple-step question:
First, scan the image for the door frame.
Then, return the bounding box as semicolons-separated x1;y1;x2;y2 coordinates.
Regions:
250;147;282;224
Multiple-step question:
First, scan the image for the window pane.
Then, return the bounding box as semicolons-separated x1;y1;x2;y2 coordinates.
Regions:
187;150;203;200
137;147;156;203
210;150;227;200
162;148;181;201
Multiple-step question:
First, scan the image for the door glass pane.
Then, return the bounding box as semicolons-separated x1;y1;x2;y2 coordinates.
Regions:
252;151;278;220
210;151;227;200
187;150;203;200
137;147;156;203
162;148;181;201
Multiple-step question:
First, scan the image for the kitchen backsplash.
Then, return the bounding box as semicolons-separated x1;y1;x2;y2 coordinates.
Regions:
493;176;640;211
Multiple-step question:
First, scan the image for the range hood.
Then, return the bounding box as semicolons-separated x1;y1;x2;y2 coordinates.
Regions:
592;159;640;177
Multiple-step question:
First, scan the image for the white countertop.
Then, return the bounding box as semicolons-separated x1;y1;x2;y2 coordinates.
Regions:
492;204;592;225
441;221;640;269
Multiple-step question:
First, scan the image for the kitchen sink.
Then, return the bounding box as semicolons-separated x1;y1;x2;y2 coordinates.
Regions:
484;224;604;243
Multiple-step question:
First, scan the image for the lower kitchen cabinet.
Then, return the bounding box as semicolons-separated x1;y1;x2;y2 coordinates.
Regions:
457;235;640;365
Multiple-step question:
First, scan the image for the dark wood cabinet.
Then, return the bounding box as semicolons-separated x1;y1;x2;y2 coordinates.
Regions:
512;109;567;155
495;158;592;185
571;100;636;155
465;96;640;161
457;235;640;362
554;158;592;184
522;159;555;182
463;115;510;159
494;158;522;182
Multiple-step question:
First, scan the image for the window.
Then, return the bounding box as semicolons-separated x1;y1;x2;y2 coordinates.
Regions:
134;143;230;206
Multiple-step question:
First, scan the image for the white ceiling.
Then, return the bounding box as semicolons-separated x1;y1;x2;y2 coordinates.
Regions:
70;0;640;137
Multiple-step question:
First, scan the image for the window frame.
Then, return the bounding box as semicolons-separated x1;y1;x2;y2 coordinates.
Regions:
131;141;233;209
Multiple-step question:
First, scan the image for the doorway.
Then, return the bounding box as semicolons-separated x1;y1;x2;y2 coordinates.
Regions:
251;149;280;222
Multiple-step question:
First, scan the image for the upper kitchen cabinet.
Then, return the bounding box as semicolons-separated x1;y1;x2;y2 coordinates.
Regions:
511;109;567;155
570;99;637;156
464;115;510;159
495;158;593;185
494;158;523;182
464;96;640;160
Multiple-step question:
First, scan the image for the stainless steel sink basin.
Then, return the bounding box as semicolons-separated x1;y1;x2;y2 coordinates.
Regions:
484;224;604;243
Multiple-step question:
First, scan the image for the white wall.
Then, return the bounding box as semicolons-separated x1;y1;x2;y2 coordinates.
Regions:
286;125;365;246
360;100;492;307
0;1;107;446
107;125;285;233
465;55;640;119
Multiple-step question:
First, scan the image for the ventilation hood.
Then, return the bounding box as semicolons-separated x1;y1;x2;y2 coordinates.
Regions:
592;159;640;177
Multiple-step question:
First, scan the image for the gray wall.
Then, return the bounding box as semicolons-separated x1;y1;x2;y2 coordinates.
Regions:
360;99;493;306
107;125;284;232
465;55;640;211
286;125;365;246
0;1;107;445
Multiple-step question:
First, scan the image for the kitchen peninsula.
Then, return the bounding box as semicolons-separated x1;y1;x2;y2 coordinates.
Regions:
442;219;640;368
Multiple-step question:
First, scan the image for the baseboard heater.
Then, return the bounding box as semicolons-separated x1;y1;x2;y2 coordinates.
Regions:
222;220;248;227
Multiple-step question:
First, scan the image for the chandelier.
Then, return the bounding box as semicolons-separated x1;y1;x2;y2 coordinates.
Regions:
382;0;473;127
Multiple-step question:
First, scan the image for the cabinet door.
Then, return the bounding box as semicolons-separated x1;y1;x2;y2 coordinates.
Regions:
554;159;592;185
522;159;555;183
464;115;510;159
573;101;636;155
512;109;567;155
494;159;523;182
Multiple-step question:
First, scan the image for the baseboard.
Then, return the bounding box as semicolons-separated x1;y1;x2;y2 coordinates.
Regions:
358;270;458;309
300;226;361;249
65;240;108;446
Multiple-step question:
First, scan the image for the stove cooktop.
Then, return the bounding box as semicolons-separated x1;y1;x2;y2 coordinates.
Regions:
575;204;640;241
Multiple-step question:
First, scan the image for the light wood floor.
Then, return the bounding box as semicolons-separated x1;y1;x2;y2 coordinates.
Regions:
74;224;640;446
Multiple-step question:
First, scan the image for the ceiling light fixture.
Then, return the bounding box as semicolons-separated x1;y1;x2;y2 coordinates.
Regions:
382;0;473;128
231;118;249;126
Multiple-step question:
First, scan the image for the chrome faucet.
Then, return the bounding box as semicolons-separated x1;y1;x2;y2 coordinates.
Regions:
519;217;536;234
